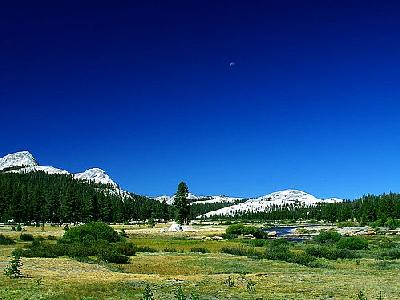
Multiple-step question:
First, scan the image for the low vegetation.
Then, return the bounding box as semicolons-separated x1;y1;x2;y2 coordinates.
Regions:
0;222;399;299
19;222;135;264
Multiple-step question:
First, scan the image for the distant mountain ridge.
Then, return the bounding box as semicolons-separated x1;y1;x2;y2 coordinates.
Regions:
0;151;119;189
153;194;244;205
202;189;343;217
1;151;343;215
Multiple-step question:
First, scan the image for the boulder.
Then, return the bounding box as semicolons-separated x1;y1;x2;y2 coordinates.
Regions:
168;223;183;232
243;234;255;239
267;231;277;237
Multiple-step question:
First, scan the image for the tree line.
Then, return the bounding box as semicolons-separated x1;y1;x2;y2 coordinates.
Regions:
205;193;400;226
2;171;399;226
0;172;173;224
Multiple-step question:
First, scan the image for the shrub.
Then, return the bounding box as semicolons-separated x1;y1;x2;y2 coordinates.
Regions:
226;224;265;238
115;242;136;256
270;238;289;247
305;245;358;260
385;218;400;230
163;247;177;252
47;235;57;240
4;253;23;279
190;247;210;253
59;222;121;244
265;244;291;261
20;233;34;241
119;229;129;238
65;242;100;258
136;246;158;253
337;237;368;250
0;234;15;245
16;224;23;231
378;237;395;249
224;276;235;287
23;240;65;258
246;239;268;247
313;230;341;244
369;219;384;229
220;246;263;259
337;221;358;228
287;251;318;267
175;286;186;300
99;247;129;264
221;233;237;240
378;248;400;260
141;284;155;300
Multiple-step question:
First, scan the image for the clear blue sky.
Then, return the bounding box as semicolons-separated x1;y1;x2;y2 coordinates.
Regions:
1;1;400;199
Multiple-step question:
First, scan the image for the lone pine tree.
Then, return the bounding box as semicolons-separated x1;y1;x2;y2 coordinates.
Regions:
174;182;190;225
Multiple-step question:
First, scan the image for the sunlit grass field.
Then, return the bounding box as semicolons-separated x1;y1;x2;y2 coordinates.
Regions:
1;224;399;299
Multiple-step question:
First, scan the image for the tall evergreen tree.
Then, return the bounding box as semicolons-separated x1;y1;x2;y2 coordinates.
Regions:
174;181;190;225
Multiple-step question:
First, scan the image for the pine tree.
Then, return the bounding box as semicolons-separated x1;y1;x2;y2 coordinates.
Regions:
174;182;190;225
4;252;23;279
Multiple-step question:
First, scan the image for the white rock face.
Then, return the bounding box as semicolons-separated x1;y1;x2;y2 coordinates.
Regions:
168;222;183;232
0;151;120;191
10;166;69;175
192;195;243;204
154;194;243;205
74;168;118;188
0;151;38;171
203;189;343;217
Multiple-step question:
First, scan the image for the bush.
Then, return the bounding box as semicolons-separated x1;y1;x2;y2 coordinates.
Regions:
59;222;121;244
288;251;318;267
220;246;263;259
378;237;395;249
23;240;66;258
141;284;155;300
4;252;23;278
47;235;57;240
19;222;135;264
163;247;177;252
99;247;129;264
385;218;400;230
20;233;34;241
246;239;268;247
369;219;384;229
313;230;341;244
190;247;210;253
337;221;358;228
226;224;265;238
305;245;358;260
265;244;291;261
378;248;400;260
337;237;368;250
0;234;15;245
221;233;237;240
65;242;100;258
136;246;158;253
115;242;136;256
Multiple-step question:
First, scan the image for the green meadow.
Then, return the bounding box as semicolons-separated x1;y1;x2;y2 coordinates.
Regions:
1;223;399;300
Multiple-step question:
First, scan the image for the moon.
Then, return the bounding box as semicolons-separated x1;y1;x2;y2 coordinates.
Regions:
229;62;236;67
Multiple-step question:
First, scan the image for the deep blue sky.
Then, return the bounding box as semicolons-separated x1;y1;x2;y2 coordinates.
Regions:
1;1;400;199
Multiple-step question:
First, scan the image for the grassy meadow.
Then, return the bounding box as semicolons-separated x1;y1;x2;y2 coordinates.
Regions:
1;223;399;300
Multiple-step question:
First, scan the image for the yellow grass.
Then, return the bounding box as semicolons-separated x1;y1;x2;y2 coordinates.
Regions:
1;224;399;299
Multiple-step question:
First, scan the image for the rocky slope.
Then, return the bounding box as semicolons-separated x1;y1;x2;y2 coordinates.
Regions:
154;194;243;205
203;189;343;217
0;151;119;188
